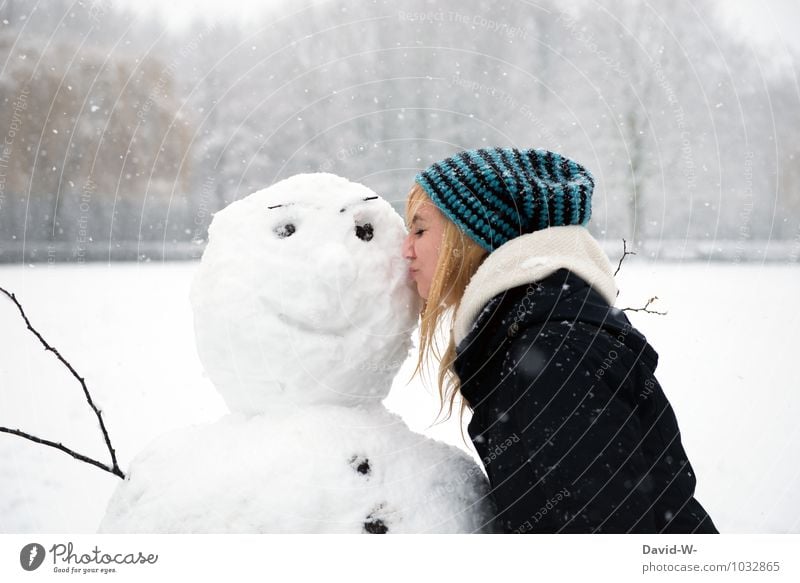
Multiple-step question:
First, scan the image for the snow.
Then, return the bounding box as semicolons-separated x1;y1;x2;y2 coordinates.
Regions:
613;262;800;533
0;251;798;532
98;406;493;533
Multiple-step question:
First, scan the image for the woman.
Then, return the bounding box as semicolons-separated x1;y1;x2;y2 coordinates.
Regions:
402;147;717;534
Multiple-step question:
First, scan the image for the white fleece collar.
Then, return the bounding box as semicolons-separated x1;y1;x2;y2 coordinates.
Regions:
452;225;618;345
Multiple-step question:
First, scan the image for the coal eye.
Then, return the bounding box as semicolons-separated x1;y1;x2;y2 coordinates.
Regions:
275;224;295;238
355;223;374;242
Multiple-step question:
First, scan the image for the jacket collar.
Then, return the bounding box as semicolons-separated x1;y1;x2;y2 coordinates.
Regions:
452;225;619;346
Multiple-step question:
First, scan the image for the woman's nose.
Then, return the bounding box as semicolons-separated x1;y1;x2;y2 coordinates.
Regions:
402;233;414;259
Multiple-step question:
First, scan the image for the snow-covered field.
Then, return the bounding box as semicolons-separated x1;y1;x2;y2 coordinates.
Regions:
0;260;797;533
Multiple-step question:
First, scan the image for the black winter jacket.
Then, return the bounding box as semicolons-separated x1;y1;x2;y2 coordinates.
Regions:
455;268;718;533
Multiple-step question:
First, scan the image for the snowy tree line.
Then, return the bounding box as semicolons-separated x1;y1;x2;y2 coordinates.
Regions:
0;0;797;262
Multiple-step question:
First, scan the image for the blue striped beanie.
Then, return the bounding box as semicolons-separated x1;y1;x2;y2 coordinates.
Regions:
414;147;594;252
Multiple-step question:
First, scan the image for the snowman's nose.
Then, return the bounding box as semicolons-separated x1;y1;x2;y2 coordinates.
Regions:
313;243;357;290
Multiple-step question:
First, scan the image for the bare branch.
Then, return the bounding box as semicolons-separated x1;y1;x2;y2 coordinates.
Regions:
614;238;637;277
612;240;666;316
621;296;668;316
0;427;124;479
0;285;125;480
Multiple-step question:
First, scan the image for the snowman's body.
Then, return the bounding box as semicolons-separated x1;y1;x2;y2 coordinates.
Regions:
100;173;497;533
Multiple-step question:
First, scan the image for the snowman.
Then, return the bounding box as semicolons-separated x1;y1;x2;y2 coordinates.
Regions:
99;173;498;533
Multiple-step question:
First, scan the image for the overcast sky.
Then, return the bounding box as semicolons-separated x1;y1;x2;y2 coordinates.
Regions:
715;0;800;51
121;0;800;54
116;0;798;81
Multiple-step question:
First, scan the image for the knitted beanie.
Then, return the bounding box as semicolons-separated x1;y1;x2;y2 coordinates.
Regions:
414;147;594;252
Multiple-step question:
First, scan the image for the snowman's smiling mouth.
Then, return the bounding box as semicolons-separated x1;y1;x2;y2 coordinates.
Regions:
261;293;358;337
274;311;349;337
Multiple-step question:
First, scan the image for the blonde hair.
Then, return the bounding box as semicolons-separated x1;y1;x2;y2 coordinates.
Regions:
405;183;488;439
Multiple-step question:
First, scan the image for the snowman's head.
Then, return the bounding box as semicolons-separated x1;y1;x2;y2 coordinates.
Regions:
191;173;420;415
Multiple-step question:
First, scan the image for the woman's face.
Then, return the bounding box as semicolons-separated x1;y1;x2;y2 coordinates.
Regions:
402;200;445;300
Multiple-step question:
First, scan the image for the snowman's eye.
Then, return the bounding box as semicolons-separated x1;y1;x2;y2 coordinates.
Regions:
275;223;296;238
355;223;374;242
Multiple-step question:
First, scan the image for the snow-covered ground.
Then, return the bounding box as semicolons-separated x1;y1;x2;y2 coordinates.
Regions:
0;260;797;533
